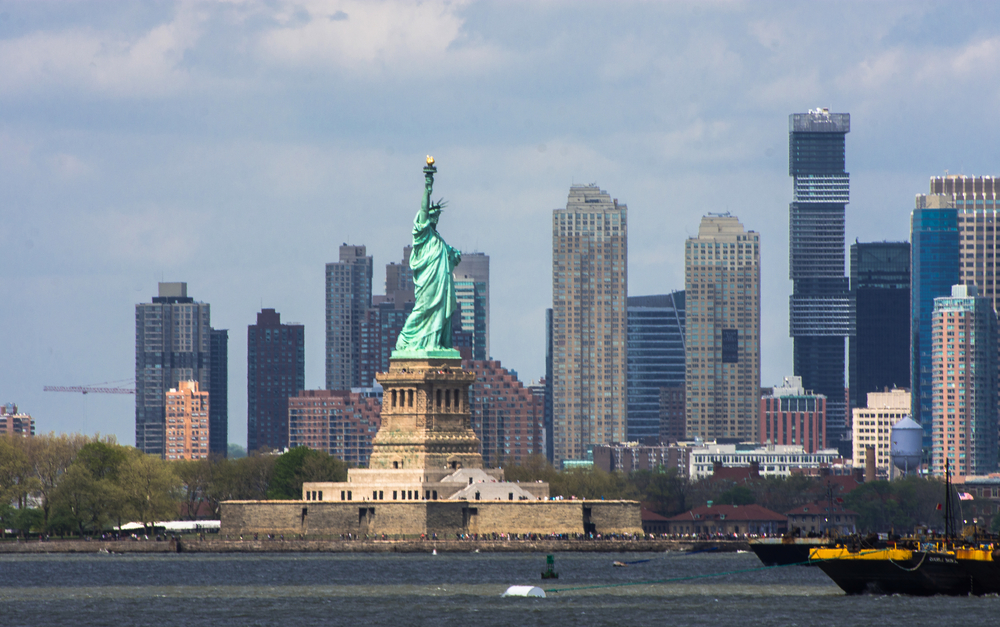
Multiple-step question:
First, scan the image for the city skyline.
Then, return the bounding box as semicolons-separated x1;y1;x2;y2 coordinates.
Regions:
4;2;1000;446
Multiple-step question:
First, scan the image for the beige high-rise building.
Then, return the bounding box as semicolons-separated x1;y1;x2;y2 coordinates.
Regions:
551;184;628;466
934;176;1000;306
684;214;760;440
851;388;910;479
165;381;210;461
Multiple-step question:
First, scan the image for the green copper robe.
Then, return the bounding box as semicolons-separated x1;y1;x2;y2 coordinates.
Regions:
394;175;461;356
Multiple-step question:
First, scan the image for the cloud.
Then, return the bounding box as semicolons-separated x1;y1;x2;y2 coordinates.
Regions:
257;0;502;77
0;5;203;98
69;205;204;267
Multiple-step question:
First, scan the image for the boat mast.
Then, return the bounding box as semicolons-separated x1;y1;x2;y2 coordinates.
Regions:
944;459;953;539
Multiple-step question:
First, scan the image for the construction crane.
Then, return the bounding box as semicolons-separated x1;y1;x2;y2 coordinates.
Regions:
44;379;135;395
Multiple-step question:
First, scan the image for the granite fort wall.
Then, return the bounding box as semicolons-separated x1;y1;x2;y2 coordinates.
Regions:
0;538;752;554
588;501;643;534
221;500;642;537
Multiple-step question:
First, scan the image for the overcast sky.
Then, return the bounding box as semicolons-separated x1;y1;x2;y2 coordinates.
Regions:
3;1;999;447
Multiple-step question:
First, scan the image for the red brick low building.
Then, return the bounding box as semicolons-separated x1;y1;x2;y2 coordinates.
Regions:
641;507;671;535
665;503;786;537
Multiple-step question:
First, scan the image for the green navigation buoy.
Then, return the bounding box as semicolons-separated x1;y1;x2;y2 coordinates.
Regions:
541;554;558;579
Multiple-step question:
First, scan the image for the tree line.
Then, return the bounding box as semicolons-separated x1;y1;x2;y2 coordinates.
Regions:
0;434;347;537
506;455;958;533
2;435;969;536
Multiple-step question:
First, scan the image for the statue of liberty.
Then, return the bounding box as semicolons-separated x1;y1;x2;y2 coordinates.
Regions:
393;156;462;358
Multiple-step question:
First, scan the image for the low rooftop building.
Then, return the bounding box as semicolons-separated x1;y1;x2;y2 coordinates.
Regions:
665;503;786;537
688;443;840;481
785;502;857;536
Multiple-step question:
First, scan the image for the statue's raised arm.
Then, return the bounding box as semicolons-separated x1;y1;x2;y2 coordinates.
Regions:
392;157;462;358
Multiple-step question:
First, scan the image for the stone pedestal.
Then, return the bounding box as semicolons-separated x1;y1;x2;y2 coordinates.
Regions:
368;357;483;472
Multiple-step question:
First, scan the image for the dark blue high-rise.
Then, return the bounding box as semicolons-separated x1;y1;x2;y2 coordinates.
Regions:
788;109;850;453
626;291;686;443
849;242;910;413
911;194;960;451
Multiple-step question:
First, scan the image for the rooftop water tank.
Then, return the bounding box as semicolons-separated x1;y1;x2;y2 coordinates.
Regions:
890;417;923;472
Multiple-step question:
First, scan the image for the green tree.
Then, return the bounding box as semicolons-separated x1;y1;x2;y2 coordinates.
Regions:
628;468;691;516
0;505;44;536
227;444;247;459
23;433;90;529
503;455;559;484
717;484;756;505
119;450;182;529
844;476;946;533
76;440;128;480
0;435;34;509
51;463;109;535
12;507;44;536
175;458;227;519
210;453;277;502
267;448;347;499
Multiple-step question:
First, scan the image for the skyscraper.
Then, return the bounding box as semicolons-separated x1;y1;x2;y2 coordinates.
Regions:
326;244;373;391
247;309;305;452
626;291;686;443
942;176;1000;306
849;242;910;413
208;328;228;456
384;246;414;305
544;307;554;462
465;359;545;467
453;252;490;361
911;192;960;449
288;389;382;466
930;285;997;477
551;184;628;466
359;300;414;388
788;109;851;452
684;214;761;441
135;282;214;457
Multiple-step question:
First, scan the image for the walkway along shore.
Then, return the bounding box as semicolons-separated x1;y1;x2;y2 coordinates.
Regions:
0;538;751;554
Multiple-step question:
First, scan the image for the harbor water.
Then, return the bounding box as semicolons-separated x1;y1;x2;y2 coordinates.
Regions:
2;551;998;626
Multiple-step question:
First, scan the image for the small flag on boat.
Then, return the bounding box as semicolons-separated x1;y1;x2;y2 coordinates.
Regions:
959;492;974;501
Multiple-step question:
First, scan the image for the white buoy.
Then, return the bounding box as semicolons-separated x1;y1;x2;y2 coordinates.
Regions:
502;586;546;598
432;549;437;555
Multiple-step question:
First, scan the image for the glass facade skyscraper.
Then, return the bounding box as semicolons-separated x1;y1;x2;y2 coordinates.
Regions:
788;109;851;452
626;291;686;443
910;194;960;450
208;328;229;456
453;252;489;361
849;242;910;413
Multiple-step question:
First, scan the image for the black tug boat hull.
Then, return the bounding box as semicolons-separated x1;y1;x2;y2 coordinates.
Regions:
749;538;832;566
816;552;971;596
958;559;1000;595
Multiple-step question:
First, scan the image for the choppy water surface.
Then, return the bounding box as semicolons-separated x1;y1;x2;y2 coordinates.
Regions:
2;551;998;626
